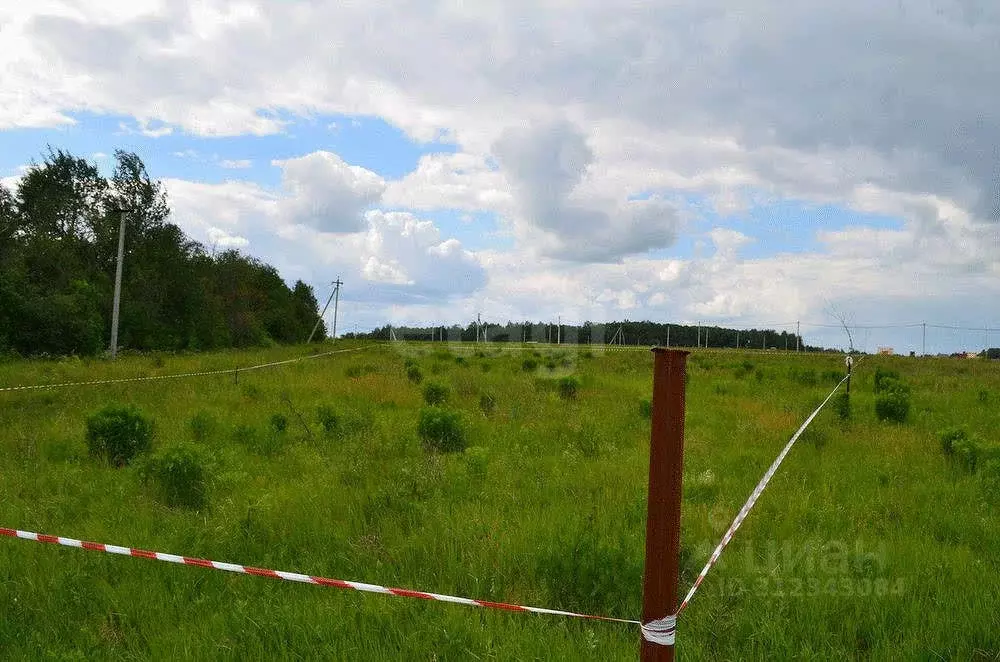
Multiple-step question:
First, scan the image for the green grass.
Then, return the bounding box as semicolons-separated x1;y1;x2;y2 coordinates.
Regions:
1;343;999;660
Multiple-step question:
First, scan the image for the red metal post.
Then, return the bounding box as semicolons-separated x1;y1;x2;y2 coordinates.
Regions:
641;348;689;662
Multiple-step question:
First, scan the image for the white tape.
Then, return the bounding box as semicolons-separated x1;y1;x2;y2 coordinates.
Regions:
640;615;676;646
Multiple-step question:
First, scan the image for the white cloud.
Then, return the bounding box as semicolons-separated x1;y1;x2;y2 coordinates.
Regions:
273;151;385;233
219;158;252;169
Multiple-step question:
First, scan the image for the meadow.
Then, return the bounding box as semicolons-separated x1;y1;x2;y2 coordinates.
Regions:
1;342;998;660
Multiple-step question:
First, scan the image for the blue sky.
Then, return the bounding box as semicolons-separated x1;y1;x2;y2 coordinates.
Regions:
2;1;998;353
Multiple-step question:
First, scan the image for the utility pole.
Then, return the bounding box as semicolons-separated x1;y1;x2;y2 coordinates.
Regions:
796;321;800;352
736;329;740;350
558;315;561;344
696;323;701;348
477;313;482;343
762;331;766;350
922;322;926;357
666;325;670;348
109;207;129;359
308;278;342;343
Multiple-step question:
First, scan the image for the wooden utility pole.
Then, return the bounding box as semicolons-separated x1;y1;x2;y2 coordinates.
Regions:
109;207;128;359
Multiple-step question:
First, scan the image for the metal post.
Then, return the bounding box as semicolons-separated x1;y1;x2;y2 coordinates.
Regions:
796;321;801;352
109;208;127;359
309;279;340;344
666;325;670;348
922;322;927;357
641;348;688;662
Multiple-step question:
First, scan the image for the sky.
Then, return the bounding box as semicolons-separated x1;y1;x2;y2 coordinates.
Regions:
1;0;998;353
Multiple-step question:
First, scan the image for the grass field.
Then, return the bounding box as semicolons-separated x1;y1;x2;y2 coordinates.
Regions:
1;342;998;660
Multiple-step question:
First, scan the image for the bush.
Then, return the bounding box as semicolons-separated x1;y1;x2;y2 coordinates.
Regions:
953;436;981;473
939;427;967;456
423;381;450;406
406;364;423;384
479;392;497;416
417;407;467;453
978;389;990;404
188;410;217;442
316;405;340;435
140;443;209;509
480;362;492;373
833;392;851;422
232;423;281;456
85;405;154;467
638;398;652;419
558;376;581;400
465;446;489;479
522;358;538;372
981;456;1000;499
875;390;910;423
874;367;902;393
269;413;288;434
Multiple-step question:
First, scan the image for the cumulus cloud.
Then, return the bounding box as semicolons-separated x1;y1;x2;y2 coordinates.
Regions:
493;119;680;261
273;151;385;233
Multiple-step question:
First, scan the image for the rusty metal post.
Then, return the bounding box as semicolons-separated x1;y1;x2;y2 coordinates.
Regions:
641;348;689;661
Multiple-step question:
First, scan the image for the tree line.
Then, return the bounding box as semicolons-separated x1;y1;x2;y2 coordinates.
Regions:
348;321;821;351
0;148;324;356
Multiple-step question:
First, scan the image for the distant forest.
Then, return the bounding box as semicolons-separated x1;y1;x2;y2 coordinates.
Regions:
0;148;324;356
348;321;825;351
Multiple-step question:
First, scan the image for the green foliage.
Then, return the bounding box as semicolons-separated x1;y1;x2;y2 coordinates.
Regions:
521;358;538;372
316;405;340;435
558;375;581;399
939;427;967;456
417;407;467;453
638;398;652;419
188;410;217;442
140;443;210;509
833;392;851;421
978;389;990;404
464;446;489;479
734;360;755;379
406;364;423;384
84;405;153;466
875;390;911;423
952;436;981;473
478;392;497;416
874;367;902;393
269;413;288;434
422;380;450;406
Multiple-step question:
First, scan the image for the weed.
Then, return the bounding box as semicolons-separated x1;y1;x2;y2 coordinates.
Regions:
269;413;288;434
558;376;580;399
478;392;497;416
939;427;967;455
406;364;423;384
464;446;489;479
833;392;851;422
638;399;652;419
84;405;154;467
140;443;210;509
423;380;450;406
522;358;538;372
875;390;910;423
316;406;340;435
417;407;467;453
188;410;218;442
874;367;902;393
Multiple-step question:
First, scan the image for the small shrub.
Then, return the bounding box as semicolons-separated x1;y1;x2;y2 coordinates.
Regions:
939;427;967;456
638;399;652;419
406;364;423;384
345;365;363;378
978;389;990;404
316;406;340;435
454;356;467;366
545;360;557;372
465;446;489;479
232;423;281;456
833;392;851;422
479;392;497;416
734;360;755;379
875;390;910;423
423;381;450;406
874;367;902;393
140;443;209;509
403;357;417;368
269;413;288;434
480;362;492;373
188;410;217;442
417;407;467;453
558;376;581;399
85;405;154;467
981;456;1000;499
953;436;980;473
792;369;818;386
522;358;538;372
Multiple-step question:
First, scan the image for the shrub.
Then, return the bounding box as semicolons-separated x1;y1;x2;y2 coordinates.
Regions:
939;427;968;456
978;389;990;404
874;367;902;393
545;360;557;372
480;362;492;373
232;423;281;456
316;406;340;435
269;413;288;434
85;405;154;467
638;398;652;419
406;364;423;384
465;446;489;479
822;370;843;384
833;392;851;422
417;407;467;453
875;390;910;423
454;356;467;366
479;392;497;416
953;436;980;473
522;358;538;372
981;456;1000;499
734;360;755;379
558;376;581;399
188;410;217;442
140;443;209;509
423;380;450;406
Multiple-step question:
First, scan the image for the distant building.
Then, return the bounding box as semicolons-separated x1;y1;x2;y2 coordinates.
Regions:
877;347;894;356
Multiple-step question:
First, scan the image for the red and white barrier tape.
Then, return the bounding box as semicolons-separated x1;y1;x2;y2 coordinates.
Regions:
0;527;638;627
0;346;369;393
673;373;851;616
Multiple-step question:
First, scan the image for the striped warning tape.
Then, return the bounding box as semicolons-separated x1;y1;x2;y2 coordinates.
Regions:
673;371;852;616
0;527;638;627
0;346;370;393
